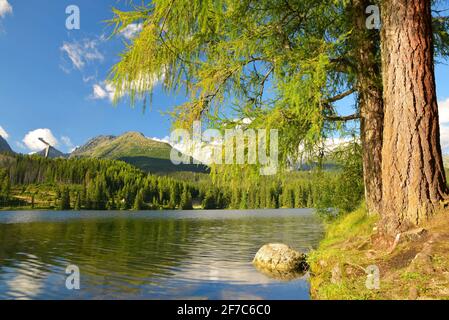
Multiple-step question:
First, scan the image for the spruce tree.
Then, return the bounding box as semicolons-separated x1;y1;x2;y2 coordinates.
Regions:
133;190;145;210
74;192;82;210
59;187;71;210
180;187;193;210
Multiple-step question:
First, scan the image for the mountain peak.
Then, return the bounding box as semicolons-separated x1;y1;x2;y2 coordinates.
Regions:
120;131;146;138
0;136;13;153
36;145;68;159
70;132;208;174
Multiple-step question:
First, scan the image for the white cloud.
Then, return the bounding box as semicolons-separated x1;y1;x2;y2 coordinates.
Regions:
15;141;26;150
83;75;95;83
0;125;9;139
60;39;104;71
0;0;12;19
440;126;449;152
439;99;449;153
150;136;170;144
23;129;58;152
120;23;143;39
439;98;449;125
61;136;78;153
61;136;74;148
92;82;116;102
91;72;162;102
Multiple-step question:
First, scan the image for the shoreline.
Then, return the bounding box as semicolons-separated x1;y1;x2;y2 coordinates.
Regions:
308;206;449;299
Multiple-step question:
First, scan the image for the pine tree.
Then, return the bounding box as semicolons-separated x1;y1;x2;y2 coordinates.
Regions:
380;0;449;233
106;196;116;210
133;190;145;210
168;184;177;209
74;192;82;210
59;187;71;210
180;186;193;210
239;191;248;209
202;191;216;209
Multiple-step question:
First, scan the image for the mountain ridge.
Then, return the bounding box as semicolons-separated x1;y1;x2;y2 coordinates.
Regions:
0;136;13;153
36;145;68;159
71;131;208;173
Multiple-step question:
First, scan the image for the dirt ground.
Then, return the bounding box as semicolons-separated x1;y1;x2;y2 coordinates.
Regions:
309;209;449;300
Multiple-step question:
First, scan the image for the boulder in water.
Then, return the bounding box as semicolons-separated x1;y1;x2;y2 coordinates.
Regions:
253;243;308;272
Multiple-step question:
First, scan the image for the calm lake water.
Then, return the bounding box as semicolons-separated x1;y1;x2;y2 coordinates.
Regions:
0;209;323;300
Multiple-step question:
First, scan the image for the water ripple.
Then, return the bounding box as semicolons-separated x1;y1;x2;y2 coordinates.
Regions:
0;209;323;300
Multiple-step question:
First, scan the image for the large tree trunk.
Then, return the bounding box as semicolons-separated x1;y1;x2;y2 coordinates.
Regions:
380;0;448;234
353;0;384;215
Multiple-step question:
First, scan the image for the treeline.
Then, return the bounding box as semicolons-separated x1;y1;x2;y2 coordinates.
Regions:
0;151;364;213
196;178;315;210
0;167;11;203
0;154;197;210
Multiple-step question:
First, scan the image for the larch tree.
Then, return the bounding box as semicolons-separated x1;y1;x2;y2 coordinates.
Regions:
108;0;384;211
108;0;449;224
380;0;449;234
352;0;384;214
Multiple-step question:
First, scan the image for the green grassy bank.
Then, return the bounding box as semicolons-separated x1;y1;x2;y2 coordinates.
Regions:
309;206;449;300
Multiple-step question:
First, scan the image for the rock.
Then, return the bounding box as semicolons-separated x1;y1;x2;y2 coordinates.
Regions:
408;244;435;274
254;265;306;281
253;243;308;272
409;286;419;300
331;264;342;284
402;228;428;242
388;228;428;254
319;259;328;268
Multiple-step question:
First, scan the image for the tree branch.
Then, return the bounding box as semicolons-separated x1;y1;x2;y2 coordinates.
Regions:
324;113;360;121
329;57;355;74
324;88;356;104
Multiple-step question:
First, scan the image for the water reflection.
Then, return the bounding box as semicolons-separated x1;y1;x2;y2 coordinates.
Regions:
0;209;323;300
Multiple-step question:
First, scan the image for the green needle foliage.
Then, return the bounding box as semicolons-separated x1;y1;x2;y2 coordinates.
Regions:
108;0;356;166
108;0;449;215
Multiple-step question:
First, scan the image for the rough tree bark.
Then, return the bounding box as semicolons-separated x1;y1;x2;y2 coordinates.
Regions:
380;0;448;234
353;0;384;215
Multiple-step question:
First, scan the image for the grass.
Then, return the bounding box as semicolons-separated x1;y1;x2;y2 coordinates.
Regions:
0;184;64;210
308;205;381;299
308;205;449;300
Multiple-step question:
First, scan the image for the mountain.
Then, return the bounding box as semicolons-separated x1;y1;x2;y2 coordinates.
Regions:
0;136;13;153
71;132;208;173
36;146;68;159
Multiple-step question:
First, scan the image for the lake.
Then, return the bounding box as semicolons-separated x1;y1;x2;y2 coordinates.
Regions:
0;209;324;300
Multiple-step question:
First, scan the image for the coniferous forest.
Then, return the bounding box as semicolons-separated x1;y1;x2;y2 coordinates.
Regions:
0;151;364;213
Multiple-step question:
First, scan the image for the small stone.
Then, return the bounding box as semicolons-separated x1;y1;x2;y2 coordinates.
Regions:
409;251;435;274
409;286;419;300
331;264;342;284
402;228;428;242
319;259;328;268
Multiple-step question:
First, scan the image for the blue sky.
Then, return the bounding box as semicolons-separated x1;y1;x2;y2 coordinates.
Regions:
0;0;449;154
0;0;189;153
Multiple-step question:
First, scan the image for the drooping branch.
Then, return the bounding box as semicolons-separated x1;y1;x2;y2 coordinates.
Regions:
324;88;356;104
256;66;274;103
324;113;360;121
